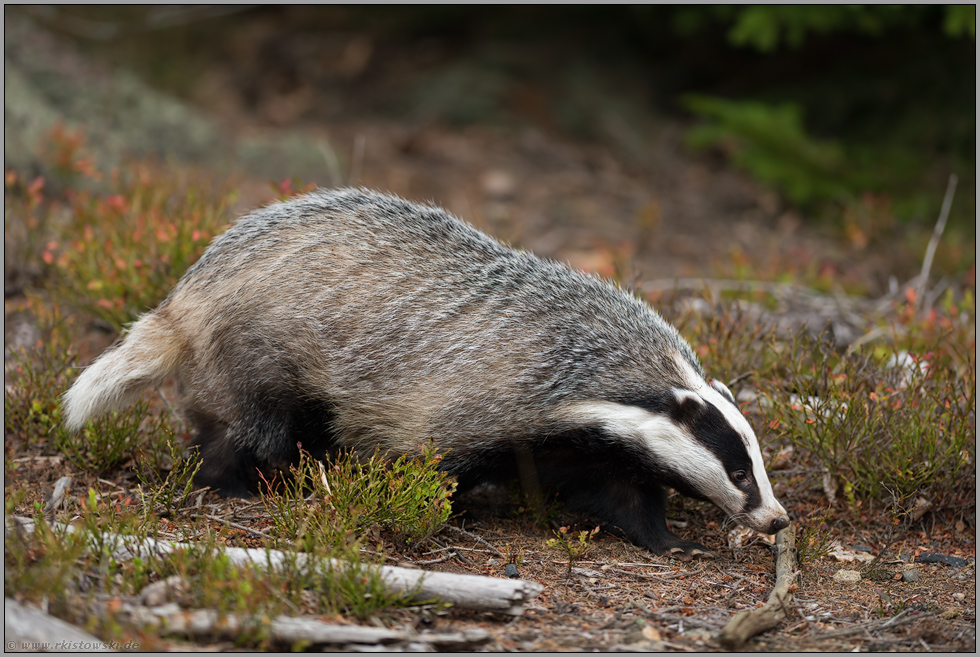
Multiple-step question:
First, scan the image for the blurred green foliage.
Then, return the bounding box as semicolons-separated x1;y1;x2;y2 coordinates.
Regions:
673;5;974;51
672;4;974;226
683;96;849;207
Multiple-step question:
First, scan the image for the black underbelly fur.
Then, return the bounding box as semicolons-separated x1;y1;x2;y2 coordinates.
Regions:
191;407;712;556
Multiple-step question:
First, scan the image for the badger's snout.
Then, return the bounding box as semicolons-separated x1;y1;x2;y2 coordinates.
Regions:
767;514;790;535
742;504;790;535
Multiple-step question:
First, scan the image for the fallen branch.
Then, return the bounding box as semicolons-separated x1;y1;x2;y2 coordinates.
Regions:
5;598;113;652
117;604;491;649
8;516;542;615
716;524;798;649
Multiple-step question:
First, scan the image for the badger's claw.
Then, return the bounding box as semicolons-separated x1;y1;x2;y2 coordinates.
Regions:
666;542;717;561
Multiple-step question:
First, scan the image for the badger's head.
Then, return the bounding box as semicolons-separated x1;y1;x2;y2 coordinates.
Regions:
565;375;789;535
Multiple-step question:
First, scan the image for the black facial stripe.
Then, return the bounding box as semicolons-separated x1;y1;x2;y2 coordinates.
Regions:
624;393;751;469
742;472;762;511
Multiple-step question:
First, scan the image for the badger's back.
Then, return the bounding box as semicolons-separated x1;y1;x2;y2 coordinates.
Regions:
163;189;700;455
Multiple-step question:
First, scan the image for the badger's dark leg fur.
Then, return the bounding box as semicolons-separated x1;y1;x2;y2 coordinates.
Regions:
185;408;255;498
560;479;713;558
444;427;714;558
189;394;340;497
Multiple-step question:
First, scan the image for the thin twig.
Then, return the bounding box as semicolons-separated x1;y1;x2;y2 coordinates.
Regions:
426;537;474;567
412;553;456;566
916;173;958;314
349;134;367;186
443;524;507;559
193;513;273;541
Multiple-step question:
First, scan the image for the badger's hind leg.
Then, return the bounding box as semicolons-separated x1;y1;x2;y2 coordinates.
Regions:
188;394;340;497
185;408;257;497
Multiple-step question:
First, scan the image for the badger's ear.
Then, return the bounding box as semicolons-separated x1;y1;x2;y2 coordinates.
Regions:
710;379;736;404
670;388;704;426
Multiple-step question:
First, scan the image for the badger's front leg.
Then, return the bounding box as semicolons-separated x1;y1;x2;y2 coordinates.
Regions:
560;477;715;559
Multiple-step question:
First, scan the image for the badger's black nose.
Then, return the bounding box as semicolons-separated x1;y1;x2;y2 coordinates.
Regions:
768;516;790;534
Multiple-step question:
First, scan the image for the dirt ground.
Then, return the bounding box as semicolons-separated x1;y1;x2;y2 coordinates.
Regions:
4;7;976;652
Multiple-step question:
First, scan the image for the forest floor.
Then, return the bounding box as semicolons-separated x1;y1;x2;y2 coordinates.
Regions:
4;7;976;652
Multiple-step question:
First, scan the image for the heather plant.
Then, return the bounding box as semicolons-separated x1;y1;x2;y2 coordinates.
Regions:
44;162;235;332
4;170;53;294
3;300;78;450
55;400;176;476
260;444;457;549
7;126;237;332
3;510;88;606
668;294;783;392
3;297;179;476
759;328;975;508
795;507;834;567
135;440;203;519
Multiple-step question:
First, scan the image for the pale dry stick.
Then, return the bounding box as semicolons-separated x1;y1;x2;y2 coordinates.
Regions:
116;604;491;649
916;173;958;315
412;553;455;566
716;523;798;648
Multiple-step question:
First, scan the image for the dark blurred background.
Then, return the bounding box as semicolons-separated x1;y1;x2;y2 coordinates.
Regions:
5;5;975;291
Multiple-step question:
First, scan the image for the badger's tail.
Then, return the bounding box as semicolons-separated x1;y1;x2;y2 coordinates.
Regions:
62;312;186;431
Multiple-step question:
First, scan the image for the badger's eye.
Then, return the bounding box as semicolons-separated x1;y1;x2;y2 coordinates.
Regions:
732;470;748;483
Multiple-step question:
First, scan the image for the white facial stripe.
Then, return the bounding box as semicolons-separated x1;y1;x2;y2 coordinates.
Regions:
560;401;745;516
673;356;788;525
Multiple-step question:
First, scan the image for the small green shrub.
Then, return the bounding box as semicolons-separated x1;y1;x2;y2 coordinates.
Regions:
55;400;175;476
3;514;88;605
3;301;78;450
45;163;235;332
684;95;850;207
8;126;236;332
547;525;599;576
3;298;181;477
135;440;203;519
669;294;782;391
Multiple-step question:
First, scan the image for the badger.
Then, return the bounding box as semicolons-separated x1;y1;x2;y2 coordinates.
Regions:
63;187;789;557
